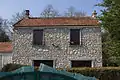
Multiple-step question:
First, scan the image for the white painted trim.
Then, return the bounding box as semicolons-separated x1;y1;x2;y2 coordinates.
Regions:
1;55;3;68
91;60;94;67
43;29;45;45
68;28;70;45
79;29;82;45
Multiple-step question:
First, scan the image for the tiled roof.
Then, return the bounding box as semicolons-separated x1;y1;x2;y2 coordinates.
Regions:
14;17;99;27
0;42;12;53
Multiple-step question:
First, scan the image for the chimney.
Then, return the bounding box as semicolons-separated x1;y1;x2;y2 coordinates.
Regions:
25;10;30;18
91;10;97;18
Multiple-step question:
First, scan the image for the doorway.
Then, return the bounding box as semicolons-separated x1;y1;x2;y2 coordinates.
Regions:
33;60;53;67
71;60;91;67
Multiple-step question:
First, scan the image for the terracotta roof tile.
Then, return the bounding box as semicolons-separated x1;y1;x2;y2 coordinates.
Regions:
14;17;99;27
0;42;12;53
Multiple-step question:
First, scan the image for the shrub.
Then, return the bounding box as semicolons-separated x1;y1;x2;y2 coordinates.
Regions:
66;67;120;80
1;64;120;80
0;63;24;72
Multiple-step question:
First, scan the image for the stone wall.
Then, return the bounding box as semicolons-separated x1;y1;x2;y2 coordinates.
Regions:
12;26;102;68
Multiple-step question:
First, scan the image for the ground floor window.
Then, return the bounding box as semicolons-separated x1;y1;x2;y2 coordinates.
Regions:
33;60;53;67
71;60;91;67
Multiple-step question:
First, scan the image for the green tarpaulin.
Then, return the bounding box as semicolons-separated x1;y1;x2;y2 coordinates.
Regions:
0;63;97;80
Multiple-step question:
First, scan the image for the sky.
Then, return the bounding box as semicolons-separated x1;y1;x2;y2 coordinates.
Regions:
0;0;103;20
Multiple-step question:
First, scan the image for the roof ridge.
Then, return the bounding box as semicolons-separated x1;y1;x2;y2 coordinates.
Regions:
28;16;94;19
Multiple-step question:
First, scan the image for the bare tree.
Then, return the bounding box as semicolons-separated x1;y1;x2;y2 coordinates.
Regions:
64;6;86;17
0;17;3;35
2;11;26;40
9;10;26;34
0;17;9;32
10;10;26;25
0;17;3;29
0;17;10;42
40;4;60;17
74;11;86;17
64;6;75;17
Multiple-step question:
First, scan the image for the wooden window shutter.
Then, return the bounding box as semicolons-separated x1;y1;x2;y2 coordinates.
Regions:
70;29;80;45
33;29;43;45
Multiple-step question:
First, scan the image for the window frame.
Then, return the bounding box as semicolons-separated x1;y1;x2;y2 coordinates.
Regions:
70;29;82;45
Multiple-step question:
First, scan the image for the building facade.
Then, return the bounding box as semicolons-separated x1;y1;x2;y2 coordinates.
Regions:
0;42;12;69
12;10;102;68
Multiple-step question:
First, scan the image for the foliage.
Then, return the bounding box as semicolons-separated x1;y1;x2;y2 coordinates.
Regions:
65;67;120;80
114;0;120;4
10;10;26;25
0;17;10;42
0;30;10;42
0;63;24;72
98;0;120;40
102;32;120;66
98;0;120;66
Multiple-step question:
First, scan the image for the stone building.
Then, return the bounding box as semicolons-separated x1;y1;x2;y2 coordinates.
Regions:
12;10;102;68
0;42;12;69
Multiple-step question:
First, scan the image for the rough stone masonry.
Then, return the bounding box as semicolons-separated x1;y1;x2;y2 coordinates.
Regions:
12;26;102;68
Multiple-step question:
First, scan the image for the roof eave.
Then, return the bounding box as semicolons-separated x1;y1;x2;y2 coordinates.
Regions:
13;17;27;27
0;51;12;53
14;24;99;28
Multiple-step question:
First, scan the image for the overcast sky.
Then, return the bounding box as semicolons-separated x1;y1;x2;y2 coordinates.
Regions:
0;0;103;20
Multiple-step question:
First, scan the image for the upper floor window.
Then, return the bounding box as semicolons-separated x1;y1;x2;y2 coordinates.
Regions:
70;29;80;45
33;29;43;45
